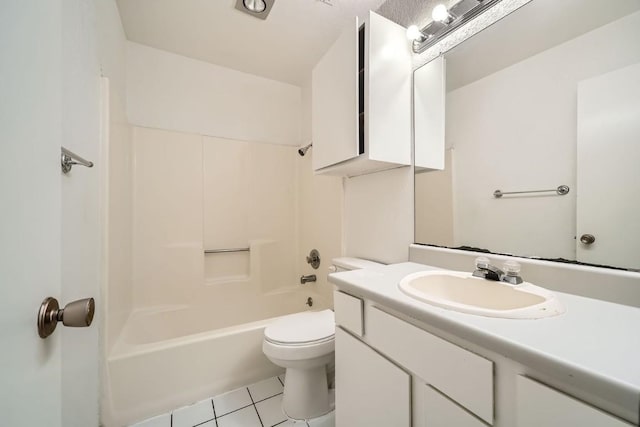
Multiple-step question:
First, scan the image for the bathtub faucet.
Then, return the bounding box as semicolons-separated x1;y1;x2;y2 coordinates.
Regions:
300;274;316;284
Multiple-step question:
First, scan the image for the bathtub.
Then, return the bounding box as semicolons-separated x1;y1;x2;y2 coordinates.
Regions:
105;288;329;426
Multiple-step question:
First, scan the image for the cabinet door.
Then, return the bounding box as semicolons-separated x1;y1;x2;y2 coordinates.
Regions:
311;18;359;170
516;376;632;427
367;11;412;166
414;56;445;171
423;384;489;427
367;306;494;423
335;327;410;427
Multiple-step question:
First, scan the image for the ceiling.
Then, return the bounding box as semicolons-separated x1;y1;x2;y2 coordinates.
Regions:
116;0;387;86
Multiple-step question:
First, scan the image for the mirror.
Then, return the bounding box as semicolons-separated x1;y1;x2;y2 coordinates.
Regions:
414;0;640;271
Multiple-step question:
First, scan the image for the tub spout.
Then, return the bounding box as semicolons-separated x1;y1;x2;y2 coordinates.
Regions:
300;274;316;284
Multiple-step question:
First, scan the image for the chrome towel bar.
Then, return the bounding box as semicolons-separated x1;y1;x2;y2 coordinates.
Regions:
61;147;94;174
493;185;570;198
204;247;250;254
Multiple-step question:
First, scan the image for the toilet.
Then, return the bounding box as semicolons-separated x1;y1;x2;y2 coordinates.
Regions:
262;257;383;420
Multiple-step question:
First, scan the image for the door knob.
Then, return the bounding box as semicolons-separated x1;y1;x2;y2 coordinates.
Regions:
37;297;95;339
580;234;596;245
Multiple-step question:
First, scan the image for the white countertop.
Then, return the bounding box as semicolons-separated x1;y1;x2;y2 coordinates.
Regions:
329;262;640;424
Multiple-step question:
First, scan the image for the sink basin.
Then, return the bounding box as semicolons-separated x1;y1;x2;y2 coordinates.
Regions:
398;270;565;319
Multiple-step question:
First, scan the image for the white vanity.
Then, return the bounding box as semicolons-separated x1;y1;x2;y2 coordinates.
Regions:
329;262;640;427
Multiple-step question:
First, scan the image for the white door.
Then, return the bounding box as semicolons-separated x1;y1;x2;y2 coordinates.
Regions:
1;1;101;426
576;63;640;269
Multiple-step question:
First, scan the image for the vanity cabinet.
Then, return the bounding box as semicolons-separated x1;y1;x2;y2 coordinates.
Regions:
334;291;493;427
311;11;411;176
333;290;635;427
516;376;632;427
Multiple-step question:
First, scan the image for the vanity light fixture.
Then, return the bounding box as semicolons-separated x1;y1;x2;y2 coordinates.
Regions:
409;0;503;54
235;0;275;20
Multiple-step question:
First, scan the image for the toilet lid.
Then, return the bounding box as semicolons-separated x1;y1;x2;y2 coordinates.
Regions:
265;309;335;345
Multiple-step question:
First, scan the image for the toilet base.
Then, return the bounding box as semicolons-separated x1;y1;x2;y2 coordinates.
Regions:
282;365;331;420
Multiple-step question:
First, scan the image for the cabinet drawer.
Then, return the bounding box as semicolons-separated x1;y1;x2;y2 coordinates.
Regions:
334;291;364;336
516;376;632;427
367;307;494;424
423;384;489;427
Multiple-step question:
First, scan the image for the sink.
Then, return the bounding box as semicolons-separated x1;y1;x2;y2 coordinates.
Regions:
398;270;565;319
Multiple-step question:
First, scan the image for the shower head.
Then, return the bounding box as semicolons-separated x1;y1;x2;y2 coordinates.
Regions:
298;143;312;157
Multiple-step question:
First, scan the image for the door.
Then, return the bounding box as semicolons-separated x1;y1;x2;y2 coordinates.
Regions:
1;1;101;426
576;63;640;269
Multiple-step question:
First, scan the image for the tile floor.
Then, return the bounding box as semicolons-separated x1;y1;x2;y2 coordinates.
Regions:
131;375;334;427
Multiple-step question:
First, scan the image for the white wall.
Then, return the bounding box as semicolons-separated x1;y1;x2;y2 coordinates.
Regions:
440;11;640;259
344;167;414;264
126;42;302;146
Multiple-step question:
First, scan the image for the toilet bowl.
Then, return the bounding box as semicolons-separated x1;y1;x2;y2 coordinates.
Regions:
263;309;335;420
262;257;384;420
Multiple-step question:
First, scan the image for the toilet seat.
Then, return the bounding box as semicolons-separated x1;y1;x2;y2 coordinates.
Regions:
265;335;334;347
264;309;335;346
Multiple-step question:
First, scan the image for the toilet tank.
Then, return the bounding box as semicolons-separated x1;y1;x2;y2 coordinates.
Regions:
331;257;384;272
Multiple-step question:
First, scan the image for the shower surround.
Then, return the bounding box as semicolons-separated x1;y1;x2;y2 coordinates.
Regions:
103;126;341;425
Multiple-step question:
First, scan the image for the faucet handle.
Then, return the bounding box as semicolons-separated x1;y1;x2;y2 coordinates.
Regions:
503;260;521;276
475;256;491;269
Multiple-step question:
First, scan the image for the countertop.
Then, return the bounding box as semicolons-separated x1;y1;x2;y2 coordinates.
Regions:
329;262;640;424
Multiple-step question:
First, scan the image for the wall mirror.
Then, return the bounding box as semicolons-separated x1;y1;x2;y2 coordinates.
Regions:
413;0;640;271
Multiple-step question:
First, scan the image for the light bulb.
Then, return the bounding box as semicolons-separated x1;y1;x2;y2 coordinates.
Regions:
432;4;451;23
406;25;424;41
243;0;266;13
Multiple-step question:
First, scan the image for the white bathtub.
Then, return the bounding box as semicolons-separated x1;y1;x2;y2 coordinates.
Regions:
105;288;329;426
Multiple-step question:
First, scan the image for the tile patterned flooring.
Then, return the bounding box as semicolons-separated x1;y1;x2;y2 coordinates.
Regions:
131;375;335;427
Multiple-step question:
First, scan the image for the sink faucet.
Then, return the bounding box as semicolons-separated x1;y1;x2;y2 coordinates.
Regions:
300;274;317;284
472;257;523;285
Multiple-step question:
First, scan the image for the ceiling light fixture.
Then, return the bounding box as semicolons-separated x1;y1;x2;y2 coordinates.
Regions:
408;0;503;54
235;0;275;20
243;0;266;13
